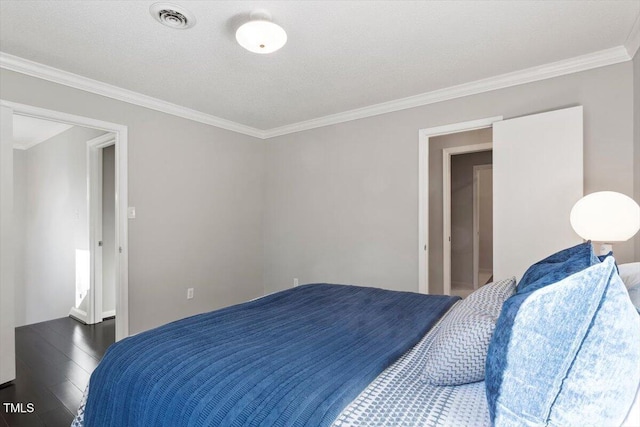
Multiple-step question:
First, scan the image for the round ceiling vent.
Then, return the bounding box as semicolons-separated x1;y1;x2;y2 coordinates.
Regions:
150;3;196;29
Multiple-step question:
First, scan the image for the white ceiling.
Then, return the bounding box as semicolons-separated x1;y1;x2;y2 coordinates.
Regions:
1;1;639;133
12;115;73;150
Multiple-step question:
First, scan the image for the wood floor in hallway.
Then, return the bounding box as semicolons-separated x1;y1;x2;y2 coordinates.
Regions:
0;317;114;427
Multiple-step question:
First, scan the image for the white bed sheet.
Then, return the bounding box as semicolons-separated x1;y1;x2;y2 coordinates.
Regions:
333;302;490;427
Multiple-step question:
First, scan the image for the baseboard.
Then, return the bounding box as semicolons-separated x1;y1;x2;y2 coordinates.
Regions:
69;307;115;323
0;379;14;389
69;307;88;324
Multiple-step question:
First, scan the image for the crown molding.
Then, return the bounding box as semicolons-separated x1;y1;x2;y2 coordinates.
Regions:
0;52;265;139
263;46;631;138
625;13;640;59
1;46;632;141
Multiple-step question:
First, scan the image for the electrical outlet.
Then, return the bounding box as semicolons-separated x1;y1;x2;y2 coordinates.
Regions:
187;288;194;299
293;278;299;287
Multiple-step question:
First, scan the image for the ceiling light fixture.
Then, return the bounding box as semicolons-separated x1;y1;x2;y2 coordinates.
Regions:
150;3;196;29
236;10;287;54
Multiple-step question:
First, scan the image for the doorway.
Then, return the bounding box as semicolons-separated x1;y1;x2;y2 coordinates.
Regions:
418;107;583;297
473;164;493;289
69;133;117;325
0;100;129;385
88;134;117;323
12;116;116;327
443;145;493;297
418;116;502;295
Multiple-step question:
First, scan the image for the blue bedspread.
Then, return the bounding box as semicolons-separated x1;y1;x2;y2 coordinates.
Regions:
83;284;458;427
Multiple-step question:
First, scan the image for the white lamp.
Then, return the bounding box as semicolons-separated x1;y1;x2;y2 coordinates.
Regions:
236;10;287;54
570;191;640;255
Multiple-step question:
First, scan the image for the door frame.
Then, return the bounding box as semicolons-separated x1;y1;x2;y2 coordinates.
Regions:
88;133;116;324
69;133;116;325
473;164;493;290
0;100;129;341
0;105;15;385
442;143;492;295
418;115;501;295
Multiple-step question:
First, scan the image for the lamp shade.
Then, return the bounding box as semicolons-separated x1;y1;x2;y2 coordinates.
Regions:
570;191;640;242
236;17;287;54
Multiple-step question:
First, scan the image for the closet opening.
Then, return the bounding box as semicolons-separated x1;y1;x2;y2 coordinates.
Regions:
417;115;502;296
446;151;493;298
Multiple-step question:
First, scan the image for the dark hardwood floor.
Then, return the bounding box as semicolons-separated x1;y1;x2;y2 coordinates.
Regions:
0;317;114;427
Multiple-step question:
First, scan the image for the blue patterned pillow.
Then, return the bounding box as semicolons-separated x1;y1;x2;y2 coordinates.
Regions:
516;241;598;293
486;257;640;426
422;277;515;386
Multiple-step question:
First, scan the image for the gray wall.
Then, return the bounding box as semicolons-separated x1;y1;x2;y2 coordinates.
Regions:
429;129;492;293
450;151;493;288
1;69;265;334
2;58;637;328
12;149;26;327
102;144;116;316
14;126;106;326
264;61;636;295
263;125;419;294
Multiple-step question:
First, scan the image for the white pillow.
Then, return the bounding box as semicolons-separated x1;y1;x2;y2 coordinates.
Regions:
622;382;640;427
421;277;516;386
619;262;640;289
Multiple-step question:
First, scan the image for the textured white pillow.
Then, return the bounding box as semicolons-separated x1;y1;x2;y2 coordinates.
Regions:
619;262;640;289
465;276;517;316
422;277;516;386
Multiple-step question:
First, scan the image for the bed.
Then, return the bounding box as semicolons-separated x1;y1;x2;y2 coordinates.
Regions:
73;243;640;427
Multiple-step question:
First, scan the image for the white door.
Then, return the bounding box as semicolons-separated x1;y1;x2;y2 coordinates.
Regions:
493;106;583;282
0;105;16;385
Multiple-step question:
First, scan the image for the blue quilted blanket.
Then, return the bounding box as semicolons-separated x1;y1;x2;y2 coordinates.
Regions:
83;284;458;426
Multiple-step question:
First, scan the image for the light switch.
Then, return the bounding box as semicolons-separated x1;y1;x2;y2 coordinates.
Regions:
127;207;136;219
